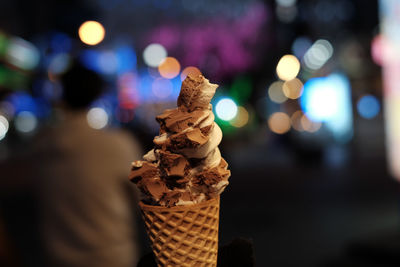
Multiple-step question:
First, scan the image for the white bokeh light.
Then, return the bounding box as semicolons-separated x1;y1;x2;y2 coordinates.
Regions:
143;43;167;67
303;39;333;70
215;98;238;121
0;115;9;140
276;0;297;7
87;107;109;129
15;111;37;133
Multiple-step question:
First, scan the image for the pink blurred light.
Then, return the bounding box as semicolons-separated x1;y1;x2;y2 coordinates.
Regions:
117;72;139;109
146;2;269;79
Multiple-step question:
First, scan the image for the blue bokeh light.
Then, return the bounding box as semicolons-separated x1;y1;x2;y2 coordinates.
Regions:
5;92;50;119
300;77;338;122
300;73;353;143
357;95;380;119
115;45;137;74
6;92;38;115
80;49;101;72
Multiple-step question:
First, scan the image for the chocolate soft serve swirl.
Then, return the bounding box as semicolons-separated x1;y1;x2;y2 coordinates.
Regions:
129;74;230;207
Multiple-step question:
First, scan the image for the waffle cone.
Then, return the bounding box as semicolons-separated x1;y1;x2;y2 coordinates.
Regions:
139;197;220;267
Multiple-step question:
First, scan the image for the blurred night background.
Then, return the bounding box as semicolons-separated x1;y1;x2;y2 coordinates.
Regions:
1;0;400;266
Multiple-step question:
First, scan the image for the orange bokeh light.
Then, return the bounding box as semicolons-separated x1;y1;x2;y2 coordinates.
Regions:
158;57;181;79
300;115;322;133
180;66;202;81
268;112;291;134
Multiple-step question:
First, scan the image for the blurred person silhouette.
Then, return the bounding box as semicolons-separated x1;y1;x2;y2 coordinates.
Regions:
36;61;142;267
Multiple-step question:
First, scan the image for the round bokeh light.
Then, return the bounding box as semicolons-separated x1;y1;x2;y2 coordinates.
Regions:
158;57;181;79
276;54;300;81
268;81;287;104
357;94;380;119
152;78;173;99
230;106;249;128
268;112;291;134
78;21;105;46
181;66;202;81
143;43;167;67
15;111;37;133
0;115;9;140
87;107;108;129
282;78;303;99
215;98;238;121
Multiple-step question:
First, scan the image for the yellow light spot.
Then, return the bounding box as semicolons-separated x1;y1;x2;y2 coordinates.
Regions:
290;110;304;131
158;57;181;79
268;112;291;134
283;78;304;99
276;54;300;81
230;106;249;128
300;115;322;133
78;21;105;46
268;81;287;103
180;66;202;81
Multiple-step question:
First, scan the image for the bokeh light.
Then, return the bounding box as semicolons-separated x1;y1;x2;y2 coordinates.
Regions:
303;39;333;70
78;21;105;46
301;115;322;133
290;110;304;131
230;106;249;128
118;72;139;109
276;54;300;81
276;0;297;8
152;78;173;99
268;81;287;103
300;77;339;122
79;49;100;72
215;98;238;121
87;107;108;129
6;37;40;71
48;53;71;75
115;45;137;74
15;111;37;133
143;43;167;67
180;66;202;81
292;36;312;59
357;94;380;119
158;57;181;79
282;78;303;99
0;115;9;141
268;112;291;134
276;5;298;23
300;73;353;142
98;51;118;74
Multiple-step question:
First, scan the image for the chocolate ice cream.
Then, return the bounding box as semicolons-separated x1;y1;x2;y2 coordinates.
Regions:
130;74;230;207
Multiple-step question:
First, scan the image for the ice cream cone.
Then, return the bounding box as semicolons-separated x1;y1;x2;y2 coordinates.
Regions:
139;197;220;267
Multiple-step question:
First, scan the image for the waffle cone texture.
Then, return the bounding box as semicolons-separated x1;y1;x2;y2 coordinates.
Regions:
139;197;220;267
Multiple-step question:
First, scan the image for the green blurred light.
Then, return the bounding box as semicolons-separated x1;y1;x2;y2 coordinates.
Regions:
230;76;252;104
0;32;8;56
0;65;28;89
